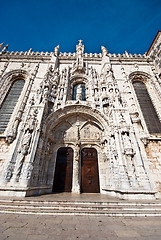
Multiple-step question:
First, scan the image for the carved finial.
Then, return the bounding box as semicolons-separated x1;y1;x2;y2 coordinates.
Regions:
28;48;32;55
76;40;84;56
101;46;108;57
0;44;8;55
78;40;83;45
0;42;4;50
54;45;59;56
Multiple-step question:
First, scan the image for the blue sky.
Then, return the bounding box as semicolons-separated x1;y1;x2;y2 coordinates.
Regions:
1;0;161;54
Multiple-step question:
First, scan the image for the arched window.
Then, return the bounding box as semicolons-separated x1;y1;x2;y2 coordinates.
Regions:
0;79;25;133
72;83;86;101
133;81;161;134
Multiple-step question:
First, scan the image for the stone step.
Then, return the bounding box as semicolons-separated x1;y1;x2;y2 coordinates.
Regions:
1;204;161;211
1;199;161;216
1;199;161;206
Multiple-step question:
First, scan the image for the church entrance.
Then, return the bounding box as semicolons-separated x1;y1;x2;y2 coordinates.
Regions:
52;147;73;192
81;148;100;193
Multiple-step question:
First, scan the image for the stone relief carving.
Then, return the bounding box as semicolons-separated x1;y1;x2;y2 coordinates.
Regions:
71;40;85;74
5;108;38;182
15;108;38;181
121;131;134;156
5;65;39;143
36;66;59;104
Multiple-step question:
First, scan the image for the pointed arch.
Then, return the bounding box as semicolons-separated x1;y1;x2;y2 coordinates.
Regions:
0;79;25;133
130;72;161;134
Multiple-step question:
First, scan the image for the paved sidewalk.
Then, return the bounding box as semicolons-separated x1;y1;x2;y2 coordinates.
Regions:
0;213;161;240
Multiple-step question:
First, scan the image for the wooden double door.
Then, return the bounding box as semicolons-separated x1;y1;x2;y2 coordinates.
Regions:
53;147;100;193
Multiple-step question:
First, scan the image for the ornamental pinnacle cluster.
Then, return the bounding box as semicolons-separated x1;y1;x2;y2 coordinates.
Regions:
0;32;161;199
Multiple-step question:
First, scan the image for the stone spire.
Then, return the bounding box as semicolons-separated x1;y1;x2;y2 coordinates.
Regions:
76;40;84;57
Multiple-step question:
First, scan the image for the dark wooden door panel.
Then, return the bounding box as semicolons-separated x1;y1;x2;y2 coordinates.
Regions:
52;147;73;192
81;148;100;193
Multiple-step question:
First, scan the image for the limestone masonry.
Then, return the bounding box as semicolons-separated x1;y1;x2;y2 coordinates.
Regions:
0;32;161;199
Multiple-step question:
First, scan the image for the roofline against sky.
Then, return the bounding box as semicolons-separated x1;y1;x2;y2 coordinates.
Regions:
147;31;161;55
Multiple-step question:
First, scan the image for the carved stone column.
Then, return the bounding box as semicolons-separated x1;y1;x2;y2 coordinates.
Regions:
72;144;80;193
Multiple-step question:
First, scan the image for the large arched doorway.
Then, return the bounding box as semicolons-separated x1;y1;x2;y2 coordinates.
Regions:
81;148;100;193
52;147;73;192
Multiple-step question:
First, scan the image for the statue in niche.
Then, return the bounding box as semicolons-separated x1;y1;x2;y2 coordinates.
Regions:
59;88;64;100
72;83;86;101
36;82;44;104
118;113;126;126
110;135;118;160
76;84;82;100
43;85;50;102
122;132;134;156
75;142;80;162
15;109;38;181
16;129;32;180
50;85;57;102
53;69;59;84
101;139;109;162
62;68;67;82
101;63;113;82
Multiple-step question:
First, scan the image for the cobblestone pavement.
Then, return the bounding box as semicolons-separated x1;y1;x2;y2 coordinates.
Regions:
0;214;161;240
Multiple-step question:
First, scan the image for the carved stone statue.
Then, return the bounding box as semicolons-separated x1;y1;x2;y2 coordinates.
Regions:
54;45;59;57
101;46;108;57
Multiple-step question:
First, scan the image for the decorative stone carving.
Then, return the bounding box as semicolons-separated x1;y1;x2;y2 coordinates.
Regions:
0;35;161;199
71;40;85;74
76;40;84;57
122;131;134;156
54;45;59;57
0;44;8;55
36;67;59;104
15;109;38;181
6;128;16;143
101;46;108;57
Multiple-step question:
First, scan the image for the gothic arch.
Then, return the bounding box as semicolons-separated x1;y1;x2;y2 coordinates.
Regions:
70;74;88;88
0;79;25;134
129;71;161;134
129;71;151;85
0;69;32;142
38;105;108;193
45;104;108;135
0;69;29;105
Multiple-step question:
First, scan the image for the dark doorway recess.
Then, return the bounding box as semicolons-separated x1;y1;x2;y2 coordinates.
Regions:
52;147;73;193
81;148;100;193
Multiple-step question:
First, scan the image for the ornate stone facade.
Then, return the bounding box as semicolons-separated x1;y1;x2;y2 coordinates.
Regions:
0;34;161;199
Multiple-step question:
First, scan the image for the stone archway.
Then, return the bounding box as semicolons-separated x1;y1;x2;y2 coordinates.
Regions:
43;105;108;194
